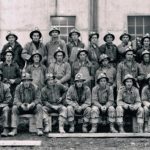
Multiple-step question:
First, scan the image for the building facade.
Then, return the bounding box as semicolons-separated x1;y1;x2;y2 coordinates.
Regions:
0;0;150;49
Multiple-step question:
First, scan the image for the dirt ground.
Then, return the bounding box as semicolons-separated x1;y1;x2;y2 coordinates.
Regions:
1;133;150;150
0;118;150;150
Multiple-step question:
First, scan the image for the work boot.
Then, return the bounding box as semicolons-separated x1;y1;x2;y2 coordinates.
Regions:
69;122;75;133
8;128;17;136
37;129;43;136
138;124;143;133
1;128;9;137
59;121;65;133
89;124;97;133
118;124;125;133
82;123;88;133
44;124;50;133
144;122;148;133
110;123;118;133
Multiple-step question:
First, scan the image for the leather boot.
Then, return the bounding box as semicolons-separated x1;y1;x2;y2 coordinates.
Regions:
138;123;143;133
69;122;75;133
59;117;66;133
8;128;17;136
37;129;43;136
118;124;125;133
43;118;50;133
89;124;97;133
82;123;88;133
144;122;148;133
1;128;9;137
110;123;118;133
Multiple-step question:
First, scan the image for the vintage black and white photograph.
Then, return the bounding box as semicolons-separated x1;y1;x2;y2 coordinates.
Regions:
0;0;150;149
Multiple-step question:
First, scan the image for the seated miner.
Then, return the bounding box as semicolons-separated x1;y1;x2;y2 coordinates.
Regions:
9;73;43;136
26;50;46;90
141;73;150;133
48;47;71;87
90;73;117;133
0;47;21;97
116;74;144;133
66;73;91;133
41;73;68;134
0;70;12;137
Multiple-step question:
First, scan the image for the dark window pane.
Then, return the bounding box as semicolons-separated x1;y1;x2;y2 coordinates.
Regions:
59;17;67;25
136;26;143;34
145;26;150;34
128;26;135;34
51;17;59;25
68;17;76;26
128;16;135;25
60;27;67;34
144;16;150;25
136;16;143;26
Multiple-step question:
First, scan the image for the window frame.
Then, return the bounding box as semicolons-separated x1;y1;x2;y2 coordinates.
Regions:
127;15;150;39
50;16;76;43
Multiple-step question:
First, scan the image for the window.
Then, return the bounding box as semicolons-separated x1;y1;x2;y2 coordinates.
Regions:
51;16;76;43
128;16;150;39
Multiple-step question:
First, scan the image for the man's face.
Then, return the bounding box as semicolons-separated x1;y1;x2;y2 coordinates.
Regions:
23;80;31;88
98;78;107;88
102;58;109;67
122;35;130;43
143;54;150;63
32;33;40;42
56;52;63;62
91;35;98;44
71;32;79;41
125;79;133;89
8;35;16;44
75;80;84;88
51;31;59;38
143;38;150;47
79;52;87;61
33;54;40;63
106;35;113;43
5;52;13;61
125;51;134;61
47;79;55;86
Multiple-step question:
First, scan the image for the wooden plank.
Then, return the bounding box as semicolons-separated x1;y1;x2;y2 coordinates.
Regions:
0;140;41;146
47;133;150;138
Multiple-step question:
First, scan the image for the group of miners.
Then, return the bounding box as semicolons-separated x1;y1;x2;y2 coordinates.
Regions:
0;26;150;137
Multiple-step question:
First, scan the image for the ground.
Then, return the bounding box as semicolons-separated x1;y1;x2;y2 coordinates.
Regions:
1;134;150;150
0;116;149;150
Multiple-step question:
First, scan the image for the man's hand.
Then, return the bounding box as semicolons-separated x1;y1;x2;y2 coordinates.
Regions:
101;105;107;113
9;79;15;84
28;102;35;110
21;103;29;111
52;105;59;111
129;105;135;111
76;106;82;113
123;104;129;109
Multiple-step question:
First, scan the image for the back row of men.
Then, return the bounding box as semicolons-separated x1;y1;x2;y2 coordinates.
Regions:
0;27;150;136
1;27;150;91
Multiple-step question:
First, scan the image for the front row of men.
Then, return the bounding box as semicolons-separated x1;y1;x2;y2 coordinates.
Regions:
0;70;150;136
